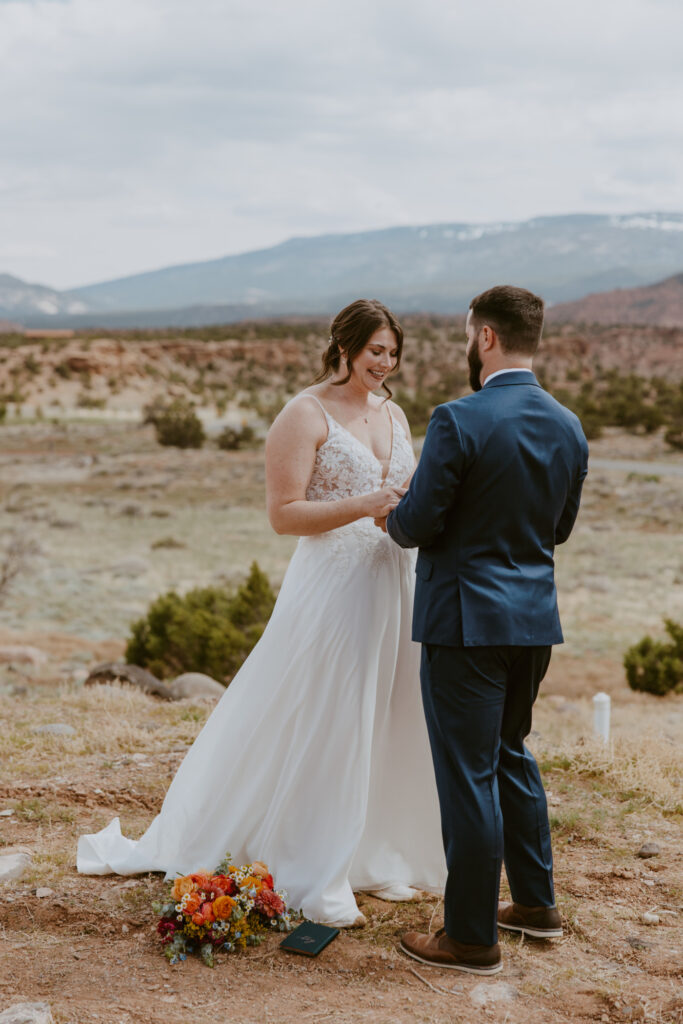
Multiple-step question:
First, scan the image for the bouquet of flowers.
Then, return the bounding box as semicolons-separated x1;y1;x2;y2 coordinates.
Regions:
153;853;298;966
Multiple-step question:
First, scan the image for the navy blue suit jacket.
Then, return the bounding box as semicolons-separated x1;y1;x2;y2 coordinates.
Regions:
386;371;588;647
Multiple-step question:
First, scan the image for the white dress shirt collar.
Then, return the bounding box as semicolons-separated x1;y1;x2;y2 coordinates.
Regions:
483;367;535;386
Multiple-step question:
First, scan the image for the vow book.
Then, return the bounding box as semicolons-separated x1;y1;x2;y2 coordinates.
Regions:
279;921;340;957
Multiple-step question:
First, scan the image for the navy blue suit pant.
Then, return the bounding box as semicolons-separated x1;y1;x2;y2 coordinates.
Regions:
420;643;555;946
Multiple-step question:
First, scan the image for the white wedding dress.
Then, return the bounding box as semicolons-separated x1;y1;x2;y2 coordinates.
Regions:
78;398;446;924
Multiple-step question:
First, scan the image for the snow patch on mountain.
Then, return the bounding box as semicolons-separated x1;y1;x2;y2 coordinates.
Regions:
611;214;683;232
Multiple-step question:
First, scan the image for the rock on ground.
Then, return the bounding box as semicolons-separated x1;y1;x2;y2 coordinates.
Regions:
109;557;150;577
0;848;33;882
0;646;47;666
30;723;76;737
470;982;519;1008
0;1004;54;1024
167;672;225;700
84;662;173;700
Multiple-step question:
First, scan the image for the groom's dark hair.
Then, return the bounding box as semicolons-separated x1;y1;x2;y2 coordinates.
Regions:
469;285;545;355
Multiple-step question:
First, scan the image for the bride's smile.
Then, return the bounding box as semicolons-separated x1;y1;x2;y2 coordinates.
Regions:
343;326;398;392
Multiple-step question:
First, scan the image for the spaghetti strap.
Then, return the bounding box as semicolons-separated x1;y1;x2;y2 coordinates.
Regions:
299;392;331;420
291;392;331;444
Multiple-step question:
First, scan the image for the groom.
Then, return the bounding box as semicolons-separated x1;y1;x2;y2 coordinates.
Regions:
384;285;588;974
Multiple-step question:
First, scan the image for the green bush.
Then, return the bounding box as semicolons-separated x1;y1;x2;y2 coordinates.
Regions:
125;562;276;683
624;619;683;696
557;383;605;440
144;396;206;449
664;419;683;451
216;423;256;451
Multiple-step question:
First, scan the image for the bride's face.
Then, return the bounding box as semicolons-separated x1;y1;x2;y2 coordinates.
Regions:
348;327;398;391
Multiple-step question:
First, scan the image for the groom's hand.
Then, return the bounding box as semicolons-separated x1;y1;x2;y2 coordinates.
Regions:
374;517;388;533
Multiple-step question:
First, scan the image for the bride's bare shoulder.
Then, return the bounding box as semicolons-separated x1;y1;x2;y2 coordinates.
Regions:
267;389;327;444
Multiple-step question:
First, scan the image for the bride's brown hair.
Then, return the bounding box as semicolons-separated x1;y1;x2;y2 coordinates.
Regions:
313;298;403;400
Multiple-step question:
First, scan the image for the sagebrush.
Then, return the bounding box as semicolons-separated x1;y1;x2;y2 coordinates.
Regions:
125;562;276;682
624;618;683;696
144;396;206;448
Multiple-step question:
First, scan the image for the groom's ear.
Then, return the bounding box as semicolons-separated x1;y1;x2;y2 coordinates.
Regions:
480;324;497;353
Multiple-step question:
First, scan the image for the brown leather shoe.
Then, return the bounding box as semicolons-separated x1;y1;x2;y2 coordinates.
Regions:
497;901;563;939
400;928;502;975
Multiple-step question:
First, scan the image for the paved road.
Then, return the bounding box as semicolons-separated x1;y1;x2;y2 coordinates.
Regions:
590;457;683;478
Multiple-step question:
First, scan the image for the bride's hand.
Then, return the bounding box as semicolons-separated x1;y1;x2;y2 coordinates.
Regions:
362;487;407;518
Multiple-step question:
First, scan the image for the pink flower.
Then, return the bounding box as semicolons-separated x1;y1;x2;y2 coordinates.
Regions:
254;888;285;919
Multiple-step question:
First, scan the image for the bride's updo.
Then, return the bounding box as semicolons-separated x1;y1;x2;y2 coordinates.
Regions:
313;298;404;399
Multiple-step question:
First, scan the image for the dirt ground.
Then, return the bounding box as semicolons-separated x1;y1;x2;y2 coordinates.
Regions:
0;678;680;1024
0;420;681;1024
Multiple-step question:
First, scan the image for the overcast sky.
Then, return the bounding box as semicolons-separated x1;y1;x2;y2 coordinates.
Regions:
1;0;683;289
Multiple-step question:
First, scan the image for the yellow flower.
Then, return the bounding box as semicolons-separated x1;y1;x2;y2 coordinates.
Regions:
240;875;263;891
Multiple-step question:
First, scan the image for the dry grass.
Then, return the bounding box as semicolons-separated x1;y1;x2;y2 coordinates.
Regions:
545;733;682;815
0;683;211;786
531;696;683;815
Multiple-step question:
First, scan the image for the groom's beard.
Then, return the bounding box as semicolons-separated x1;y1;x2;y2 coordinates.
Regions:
467;337;483;392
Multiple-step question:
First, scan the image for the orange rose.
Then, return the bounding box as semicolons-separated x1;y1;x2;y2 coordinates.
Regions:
183;893;202;915
171;876;195;901
190;871;212;890
192;912;204;925
212;895;236;920
251;861;270;878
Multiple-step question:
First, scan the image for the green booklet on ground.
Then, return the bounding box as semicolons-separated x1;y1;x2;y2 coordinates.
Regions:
279;921;340;957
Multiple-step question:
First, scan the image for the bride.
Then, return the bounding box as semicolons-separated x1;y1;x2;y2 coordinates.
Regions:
78;298;446;927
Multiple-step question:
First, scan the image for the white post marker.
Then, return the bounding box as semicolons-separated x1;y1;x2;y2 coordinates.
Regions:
593;692;611;743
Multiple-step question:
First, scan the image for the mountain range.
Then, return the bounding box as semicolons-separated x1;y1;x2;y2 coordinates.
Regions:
547;271;683;326
3;212;683;327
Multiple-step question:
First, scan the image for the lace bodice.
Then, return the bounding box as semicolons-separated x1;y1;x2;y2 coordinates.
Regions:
298;397;416;572
306;402;414;501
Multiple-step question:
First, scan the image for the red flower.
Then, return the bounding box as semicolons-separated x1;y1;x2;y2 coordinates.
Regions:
262;874;274;890
207;874;238;898
254;888;285;919
157;919;176;944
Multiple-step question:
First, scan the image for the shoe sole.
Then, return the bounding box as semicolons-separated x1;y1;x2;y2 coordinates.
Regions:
330;916;367;929
367;890;422;902
498;922;563;939
400;942;503;975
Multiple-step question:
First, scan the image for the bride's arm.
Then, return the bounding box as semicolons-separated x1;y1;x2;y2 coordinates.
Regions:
266;397;403;536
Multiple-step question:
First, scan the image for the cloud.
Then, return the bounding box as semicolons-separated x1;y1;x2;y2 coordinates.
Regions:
1;0;682;287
